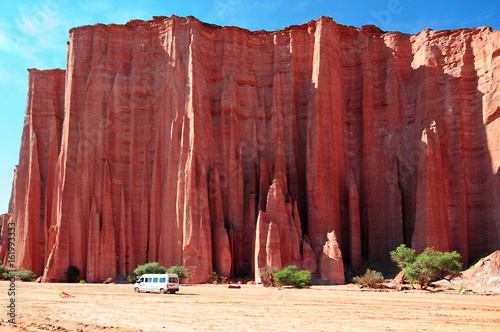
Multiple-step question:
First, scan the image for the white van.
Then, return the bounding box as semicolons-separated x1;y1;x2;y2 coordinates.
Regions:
134;274;179;294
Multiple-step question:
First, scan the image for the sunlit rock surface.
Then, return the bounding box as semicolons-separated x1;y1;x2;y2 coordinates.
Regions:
6;16;500;282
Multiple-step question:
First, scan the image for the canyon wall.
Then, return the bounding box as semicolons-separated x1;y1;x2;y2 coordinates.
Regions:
6;16;500;282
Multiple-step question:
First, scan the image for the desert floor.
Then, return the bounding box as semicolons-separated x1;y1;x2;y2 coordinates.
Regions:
0;281;499;331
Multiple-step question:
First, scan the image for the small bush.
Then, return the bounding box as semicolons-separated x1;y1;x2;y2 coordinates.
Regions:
126;274;138;283
274;266;312;288
390;245;462;290
0;262;10;280
208;271;229;285
166;265;190;282
64;265;80;282
259;266;279;286
134;262;167;275
79;279;87;284
14;270;37;282
390;244;416;269
274;265;298;286
290;270;313;288
208;271;218;284
353;269;385;288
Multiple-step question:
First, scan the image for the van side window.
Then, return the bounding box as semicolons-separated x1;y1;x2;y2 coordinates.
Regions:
153;278;158;283
146;278;151;283
160;278;166;283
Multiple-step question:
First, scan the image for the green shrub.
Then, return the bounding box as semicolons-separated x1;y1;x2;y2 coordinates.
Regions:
259;266;279;286
166;265;190;282
208;271;218;284
273;266;312;288
0;262;10;280
208;271;229;285
274;265;298;286
390;245;462;290
79;279;87;284
64;265;80;282
290;270;313;288
133;262;167;275
389;244;416;269
14;270;37;282
353;269;385;288
126;274;138;283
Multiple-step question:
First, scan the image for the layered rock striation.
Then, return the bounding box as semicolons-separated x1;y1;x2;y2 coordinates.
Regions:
5;16;500;282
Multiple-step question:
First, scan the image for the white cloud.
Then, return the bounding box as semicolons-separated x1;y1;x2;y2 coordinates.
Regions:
0;22;34;59
0;29;11;52
1;1;78;69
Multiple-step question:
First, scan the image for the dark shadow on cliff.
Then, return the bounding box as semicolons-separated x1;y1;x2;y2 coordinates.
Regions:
341;30;498;273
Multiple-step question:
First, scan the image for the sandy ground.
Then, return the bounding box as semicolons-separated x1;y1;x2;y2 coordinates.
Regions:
0;281;499;331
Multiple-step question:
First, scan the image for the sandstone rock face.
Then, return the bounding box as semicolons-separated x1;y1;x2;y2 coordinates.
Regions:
0;214;13;265
458;250;500;287
300;237;318;274
412;122;451;255
11;69;65;277
348;173;362;272
320;231;345;283
5;16;500;282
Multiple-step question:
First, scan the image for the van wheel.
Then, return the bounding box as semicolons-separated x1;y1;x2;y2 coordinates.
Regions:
159;288;165;294
169;290;177;294
134;287;139;293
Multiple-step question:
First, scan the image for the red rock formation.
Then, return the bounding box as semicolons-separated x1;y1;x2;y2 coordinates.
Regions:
265;221;282;269
253;177;303;280
5;16;500;283
413;122;451;255
254;211;269;283
320;231;345;283
209;168;232;277
0;214;13;265
11;69;65;277
348;173;362;272
301;236;318;274
458;250;500;287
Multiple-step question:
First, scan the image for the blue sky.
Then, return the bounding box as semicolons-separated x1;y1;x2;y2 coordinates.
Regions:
0;0;499;212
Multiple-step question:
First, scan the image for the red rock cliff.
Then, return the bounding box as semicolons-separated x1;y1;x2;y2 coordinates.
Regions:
7;16;500;282
9;69;65;276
